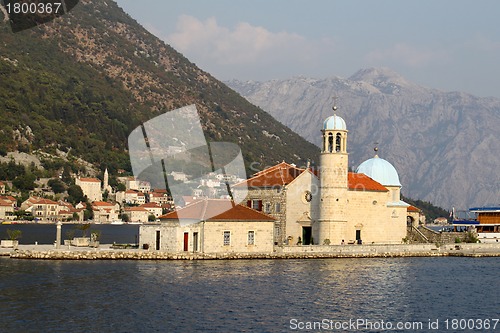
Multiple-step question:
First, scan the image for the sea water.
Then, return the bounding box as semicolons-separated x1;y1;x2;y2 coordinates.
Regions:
0;257;499;332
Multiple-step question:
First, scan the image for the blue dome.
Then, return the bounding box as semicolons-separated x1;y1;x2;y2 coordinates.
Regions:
323;115;347;130
356;156;401;187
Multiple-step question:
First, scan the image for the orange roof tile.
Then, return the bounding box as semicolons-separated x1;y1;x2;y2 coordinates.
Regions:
348;172;388;192
92;201;114;207
33;198;58;205
0;199;12;206
151;192;168;197
407;205;421;212
125;190;139;194
151;189;168;194
0;196;16;203
140;202;161;208
125;207;148;212
234;162;305;188
78;178;101;183
160;199;276;222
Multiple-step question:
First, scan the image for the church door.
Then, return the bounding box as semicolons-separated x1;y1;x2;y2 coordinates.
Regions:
155;230;161;251
183;232;189;251
356;230;362;244
302;227;312;245
193;232;199;252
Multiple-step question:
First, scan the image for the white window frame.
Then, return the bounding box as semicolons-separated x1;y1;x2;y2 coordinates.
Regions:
248;231;255;245
264;202;271;214
223;231;231;246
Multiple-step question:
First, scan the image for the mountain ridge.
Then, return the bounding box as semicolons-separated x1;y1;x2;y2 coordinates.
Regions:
0;0;319;178
226;68;500;209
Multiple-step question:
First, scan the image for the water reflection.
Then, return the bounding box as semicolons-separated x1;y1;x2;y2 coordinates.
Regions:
0;257;499;332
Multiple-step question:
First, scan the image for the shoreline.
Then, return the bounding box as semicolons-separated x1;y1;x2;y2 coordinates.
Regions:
2;243;500;260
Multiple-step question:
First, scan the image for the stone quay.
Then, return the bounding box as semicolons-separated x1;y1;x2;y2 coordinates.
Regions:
2;243;500;260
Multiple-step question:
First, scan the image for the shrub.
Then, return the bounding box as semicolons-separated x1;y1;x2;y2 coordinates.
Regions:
6;229;22;240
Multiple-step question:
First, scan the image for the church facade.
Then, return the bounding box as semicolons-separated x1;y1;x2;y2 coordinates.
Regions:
139;106;411;253
238;108;410;246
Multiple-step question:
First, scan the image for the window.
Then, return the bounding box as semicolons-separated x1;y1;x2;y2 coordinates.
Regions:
276;202;281;213
336;133;342;152
252;199;262;211
223;231;231;246
265;202;271;213
248;231;255;245
328;133;334;153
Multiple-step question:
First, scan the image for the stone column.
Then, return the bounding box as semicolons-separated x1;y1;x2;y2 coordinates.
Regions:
56;221;62;249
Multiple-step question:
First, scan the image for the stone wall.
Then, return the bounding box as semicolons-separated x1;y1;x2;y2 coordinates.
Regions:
8;243;500;260
417;226;473;244
240;187;287;244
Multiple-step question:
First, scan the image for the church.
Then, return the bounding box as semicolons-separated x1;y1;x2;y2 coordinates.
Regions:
139;105;411;253
238;105;410;246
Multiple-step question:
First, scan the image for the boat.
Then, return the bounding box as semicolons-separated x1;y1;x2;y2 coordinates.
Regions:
452;207;500;243
110;221;125;225
127;222;143;225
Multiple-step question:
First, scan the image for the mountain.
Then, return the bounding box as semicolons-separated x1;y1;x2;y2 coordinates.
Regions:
0;0;318;179
226;68;500;209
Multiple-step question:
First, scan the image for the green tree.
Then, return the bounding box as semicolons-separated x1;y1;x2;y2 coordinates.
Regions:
48;178;66;194
148;214;156;222
76;223;91;237
120;213;130;222
116;182;126;192
67;185;84;205
84;207;94;221
61;165;73;185
103;189;109;202
13;173;36;191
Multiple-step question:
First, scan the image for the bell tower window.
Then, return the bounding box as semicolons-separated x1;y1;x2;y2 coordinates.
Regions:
328;133;334;153
336;133;342;152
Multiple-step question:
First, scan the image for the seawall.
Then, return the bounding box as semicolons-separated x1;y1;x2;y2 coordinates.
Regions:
4;243;500;260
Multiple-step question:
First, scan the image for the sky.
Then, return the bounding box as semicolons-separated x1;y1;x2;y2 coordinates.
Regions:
115;0;500;98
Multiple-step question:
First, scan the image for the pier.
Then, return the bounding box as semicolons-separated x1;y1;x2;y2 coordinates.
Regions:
3;243;500;260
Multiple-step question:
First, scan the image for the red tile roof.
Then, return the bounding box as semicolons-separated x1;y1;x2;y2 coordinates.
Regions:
78;178;101;183
92;201;114;207
125;207;148;212
407;205;421;212
0;196;16;203
234;162;305;188
348;172;388;192
159;199;275;222
33;198;58;205
0;199;12;207
140;202;161;208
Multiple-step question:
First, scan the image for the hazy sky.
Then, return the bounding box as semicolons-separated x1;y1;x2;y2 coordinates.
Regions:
115;0;500;98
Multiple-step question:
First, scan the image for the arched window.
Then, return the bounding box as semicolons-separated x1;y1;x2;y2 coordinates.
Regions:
336;133;342;152
328;133;334;153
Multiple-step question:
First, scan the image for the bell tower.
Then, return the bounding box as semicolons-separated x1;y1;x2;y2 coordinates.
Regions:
315;102;349;245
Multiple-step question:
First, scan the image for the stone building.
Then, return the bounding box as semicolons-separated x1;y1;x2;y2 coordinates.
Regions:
92;201;120;223
237;107;410;246
233;162;312;245
407;205;425;227
124;207;150;223
139;199;275;253
75;177;102;202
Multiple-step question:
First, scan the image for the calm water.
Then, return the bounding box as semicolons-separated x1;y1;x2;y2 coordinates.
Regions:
0;257;499;332
0;224;139;245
